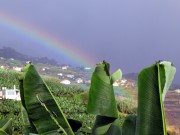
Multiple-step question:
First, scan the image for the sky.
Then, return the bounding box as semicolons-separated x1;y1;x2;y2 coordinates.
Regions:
0;0;180;83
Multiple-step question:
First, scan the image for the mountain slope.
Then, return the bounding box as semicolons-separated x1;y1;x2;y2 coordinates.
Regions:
0;47;58;65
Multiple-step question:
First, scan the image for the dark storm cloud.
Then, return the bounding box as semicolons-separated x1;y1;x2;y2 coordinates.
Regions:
0;0;180;83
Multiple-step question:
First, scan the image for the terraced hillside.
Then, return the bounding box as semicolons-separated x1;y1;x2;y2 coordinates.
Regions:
165;91;180;134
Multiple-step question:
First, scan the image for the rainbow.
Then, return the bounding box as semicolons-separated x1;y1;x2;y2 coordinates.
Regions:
0;12;95;67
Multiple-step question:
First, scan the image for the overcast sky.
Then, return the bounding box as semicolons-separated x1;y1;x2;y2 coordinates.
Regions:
0;0;180;83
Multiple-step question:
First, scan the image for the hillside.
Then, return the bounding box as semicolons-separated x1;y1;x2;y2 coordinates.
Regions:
124;72;180;90
0;56;93;88
0;66;179;134
0;69;95;134
0;47;179;134
0;47;58;65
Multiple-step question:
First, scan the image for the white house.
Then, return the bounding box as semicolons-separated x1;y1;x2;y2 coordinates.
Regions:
62;66;69;70
84;67;91;70
0;65;5;69
0;86;21;100
13;67;22;72
66;74;75;78
41;67;50;71
10;58;14;61
119;79;127;86
57;73;63;76
85;80;91;84
60;80;71;85
76;78;83;84
175;89;180;93
113;81;119;86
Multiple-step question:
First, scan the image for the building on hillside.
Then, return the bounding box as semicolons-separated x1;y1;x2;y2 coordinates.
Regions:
0;86;21;100
0;65;5;69
125;81;135;88
84;67;91;70
113;81;119;86
62;66;69;70
60;79;71;85
41;67;50;71
13;67;22;72
85;80;91;84
10;58;14;61
26;61;32;64
41;68;46;71
175;89;180;93
76;78;83;84
0;65;9;70
66;74;75;78
120;79;127;86
57;73;63;76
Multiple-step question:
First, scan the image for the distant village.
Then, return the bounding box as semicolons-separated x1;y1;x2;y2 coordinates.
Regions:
0;57;136;86
0;57;139;101
2;57;179;101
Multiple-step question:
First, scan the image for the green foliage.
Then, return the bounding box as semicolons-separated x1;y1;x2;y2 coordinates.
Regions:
87;61;122;118
87;61;122;135
122;115;136;135
0;118;13;135
117;99;137;114
0;100;22;131
56;96;95;134
0;60;176;135
0;96;95;134
19;64;76;135
87;61;175;135
0;68;84;95
44;77;84;95
0;69;20;89
0;100;21;114
136;61;176;135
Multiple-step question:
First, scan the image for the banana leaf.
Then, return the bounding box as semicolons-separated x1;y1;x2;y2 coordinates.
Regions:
21;106;38;135
67;119;82;132
160;61;176;101
0;130;8;135
87;61;122;118
106;118;122;135
136;61;176;135
0;118;12;135
87;61;122;135
19;64;76;135
122;115;136;135
92;116;117;135
19;72;38;134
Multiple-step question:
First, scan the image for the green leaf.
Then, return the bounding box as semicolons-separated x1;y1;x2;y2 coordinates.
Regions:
21;106;38;135
136;61;176;135
19;64;74;135
67;119;82;132
0;118;12;135
92;115;117;135
87;61;122;135
19;73;38;134
122;115;136;135
106;118;122;135
87;61;121;118
159;61;176;101
0;130;8;135
111;69;122;84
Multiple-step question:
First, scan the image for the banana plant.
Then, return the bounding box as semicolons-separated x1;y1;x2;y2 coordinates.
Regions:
0;118;12;135
18;60;175;135
87;61;123;135
136;61;176;135
87;61;176;135
19;64;82;135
